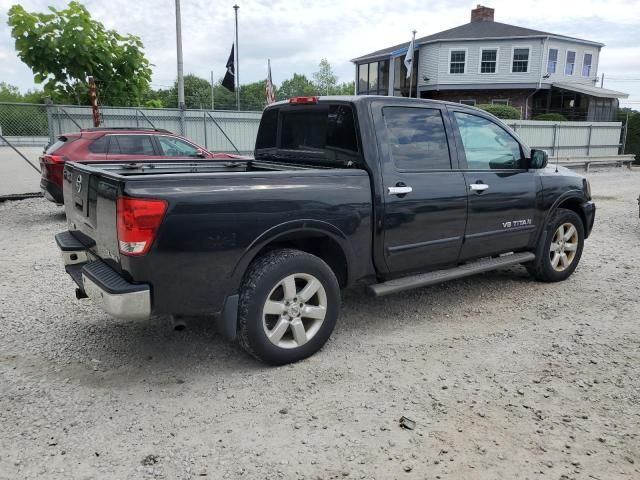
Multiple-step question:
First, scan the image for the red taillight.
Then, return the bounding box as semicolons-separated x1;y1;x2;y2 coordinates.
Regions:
116;197;168;256
289;96;319;105
40;155;66;186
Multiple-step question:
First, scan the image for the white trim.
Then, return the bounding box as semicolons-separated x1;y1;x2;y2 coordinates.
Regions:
565;49;577;76
478;46;499;74
581;50;593;78
491;99;509;105
448;47;468;75
459;99;476;106
547;47;559;74
510;45;532;73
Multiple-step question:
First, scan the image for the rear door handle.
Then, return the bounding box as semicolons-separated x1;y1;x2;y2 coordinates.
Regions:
469;183;489;192
388;186;413;195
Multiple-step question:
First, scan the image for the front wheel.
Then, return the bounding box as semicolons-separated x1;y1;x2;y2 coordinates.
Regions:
237;249;340;365
526;208;585;282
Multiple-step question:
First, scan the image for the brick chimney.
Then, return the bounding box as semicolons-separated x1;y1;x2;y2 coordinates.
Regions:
471;4;494;22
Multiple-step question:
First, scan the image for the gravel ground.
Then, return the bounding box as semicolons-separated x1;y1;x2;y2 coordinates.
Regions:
1;168;639;480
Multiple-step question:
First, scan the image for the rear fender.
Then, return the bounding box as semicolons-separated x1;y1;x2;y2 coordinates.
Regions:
228;219;355;295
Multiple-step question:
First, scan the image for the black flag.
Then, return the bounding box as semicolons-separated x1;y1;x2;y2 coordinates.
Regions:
222;44;235;92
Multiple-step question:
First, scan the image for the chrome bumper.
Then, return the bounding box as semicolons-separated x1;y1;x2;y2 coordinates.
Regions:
55;231;151;321
82;273;151;321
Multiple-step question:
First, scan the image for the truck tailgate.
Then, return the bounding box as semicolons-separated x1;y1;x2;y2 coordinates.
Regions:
63;162;122;269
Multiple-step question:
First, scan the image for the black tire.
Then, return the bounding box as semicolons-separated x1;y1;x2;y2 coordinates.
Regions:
237;248;341;365
526;208;585;282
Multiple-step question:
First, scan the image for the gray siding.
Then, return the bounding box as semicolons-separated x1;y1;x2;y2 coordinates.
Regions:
540;38;600;86
418;37;600;89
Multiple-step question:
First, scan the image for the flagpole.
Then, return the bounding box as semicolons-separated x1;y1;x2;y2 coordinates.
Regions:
233;4;240;111
211;70;216;111
408;30;416;99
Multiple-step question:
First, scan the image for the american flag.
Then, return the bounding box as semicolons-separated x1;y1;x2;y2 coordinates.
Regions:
265;59;276;105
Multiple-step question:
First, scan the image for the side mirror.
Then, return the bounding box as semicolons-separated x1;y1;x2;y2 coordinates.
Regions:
529;149;548;169
195;148;207;158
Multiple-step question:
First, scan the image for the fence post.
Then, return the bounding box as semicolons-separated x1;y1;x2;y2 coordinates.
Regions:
45;101;55;143
179;108;185;136
203;112;208;149
551;123;558;156
587;124;592;157
620;112;629;155
135;110;139;128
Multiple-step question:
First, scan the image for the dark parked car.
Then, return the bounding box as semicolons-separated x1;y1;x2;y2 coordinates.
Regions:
55;96;595;365
40;127;242;204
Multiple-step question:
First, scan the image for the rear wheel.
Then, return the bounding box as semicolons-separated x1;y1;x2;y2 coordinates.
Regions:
526;208;585;282
237;249;340;365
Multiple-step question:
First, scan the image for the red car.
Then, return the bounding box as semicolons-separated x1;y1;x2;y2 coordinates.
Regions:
40;127;242;204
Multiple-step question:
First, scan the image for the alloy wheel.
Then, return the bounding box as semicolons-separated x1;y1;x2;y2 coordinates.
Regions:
549;222;578;272
262;273;327;349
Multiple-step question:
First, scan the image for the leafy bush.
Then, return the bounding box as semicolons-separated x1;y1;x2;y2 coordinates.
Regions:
619;110;640;164
476;104;521;120
533;113;568;121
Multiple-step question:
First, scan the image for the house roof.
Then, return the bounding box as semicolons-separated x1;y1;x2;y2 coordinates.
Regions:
351;21;604;63
553;82;629;99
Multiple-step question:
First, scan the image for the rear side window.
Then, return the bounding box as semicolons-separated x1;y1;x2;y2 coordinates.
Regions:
110;135;155;155
382;107;451;170
88;136;109;153
45;137;69;154
255;108;278;149
280;105;358;153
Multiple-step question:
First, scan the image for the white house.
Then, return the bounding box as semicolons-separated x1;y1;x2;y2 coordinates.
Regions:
351;5;628;120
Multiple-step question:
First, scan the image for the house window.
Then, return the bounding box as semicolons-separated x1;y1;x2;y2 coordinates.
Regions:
450;50;466;74
492;99;509;105
547;48;558;74
512;48;529;72
357;60;389;95
459;99;476;106
582;52;593;77
565;50;576;75
480;49;497;73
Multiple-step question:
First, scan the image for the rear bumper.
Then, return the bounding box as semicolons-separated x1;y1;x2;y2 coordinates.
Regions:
40;178;63;204
581;201;596;238
55;231;151;321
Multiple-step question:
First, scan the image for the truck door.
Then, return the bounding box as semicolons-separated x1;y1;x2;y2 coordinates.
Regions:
373;103;468;275
449;109;540;260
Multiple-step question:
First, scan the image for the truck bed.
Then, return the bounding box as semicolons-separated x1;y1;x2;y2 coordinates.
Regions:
61;159;374;317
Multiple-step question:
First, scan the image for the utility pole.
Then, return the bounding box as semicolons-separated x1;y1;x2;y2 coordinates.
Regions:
87;76;100;127
600;72;605;89
210;70;215;110
234;4;240;111
175;0;185;109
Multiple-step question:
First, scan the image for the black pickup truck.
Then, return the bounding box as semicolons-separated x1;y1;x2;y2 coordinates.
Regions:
56;96;595;365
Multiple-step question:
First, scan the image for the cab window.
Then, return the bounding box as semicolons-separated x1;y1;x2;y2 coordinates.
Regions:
453;112;523;169
110;135;155;155
382;107;451;170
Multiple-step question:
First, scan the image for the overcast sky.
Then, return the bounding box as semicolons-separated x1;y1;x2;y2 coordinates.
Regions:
1;0;639;107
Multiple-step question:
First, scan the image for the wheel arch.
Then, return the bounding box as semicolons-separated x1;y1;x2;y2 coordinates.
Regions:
230;220;355;294
551;193;590;237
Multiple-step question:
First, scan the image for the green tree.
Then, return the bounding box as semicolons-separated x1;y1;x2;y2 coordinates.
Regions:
7;1;152;106
619;108;640;164
313;58;338;95
278;73;316;100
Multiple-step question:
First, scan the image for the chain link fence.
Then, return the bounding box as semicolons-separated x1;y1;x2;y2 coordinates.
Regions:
0;102;262;154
